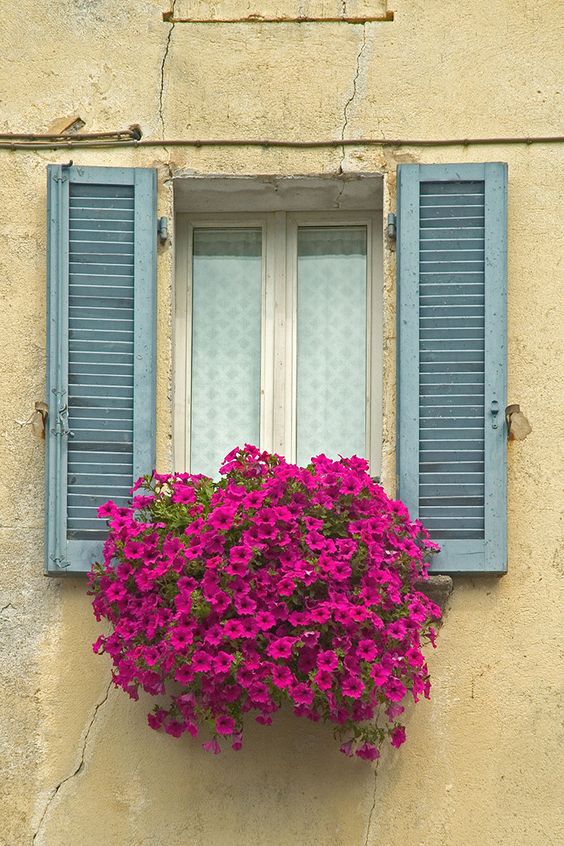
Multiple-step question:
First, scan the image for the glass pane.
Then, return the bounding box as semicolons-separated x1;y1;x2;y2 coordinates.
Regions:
296;226;367;466
190;228;262;475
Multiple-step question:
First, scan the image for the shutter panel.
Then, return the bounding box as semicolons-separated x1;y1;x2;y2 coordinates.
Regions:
397;163;507;574
45;165;157;574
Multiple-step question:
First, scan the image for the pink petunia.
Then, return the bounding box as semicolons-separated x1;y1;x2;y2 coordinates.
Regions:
213;651;234;674
339;739;354;757
234;594;257;615
255;611;276;631
123;539;144;559
208;507;237;532
266;637;296;660
355;743;380;761
390;725;407;748
317;650;339;672
191;650;212;672
342;675;365;699
223;619;245;639
371;663;391;686
315;670;333;691
202;737;221;754
174;664;194;685
291;683;314;706
170;626;194;651
231;732;243;751
215;715;236;736
270;665;293;689
357;639;378;662
385;677;407;703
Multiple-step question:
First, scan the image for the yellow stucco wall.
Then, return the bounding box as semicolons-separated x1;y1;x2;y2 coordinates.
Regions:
0;1;562;844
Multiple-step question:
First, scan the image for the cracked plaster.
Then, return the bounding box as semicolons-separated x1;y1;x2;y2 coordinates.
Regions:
32;683;113;846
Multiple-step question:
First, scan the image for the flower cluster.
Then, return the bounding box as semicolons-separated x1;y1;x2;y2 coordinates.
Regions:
89;446;440;761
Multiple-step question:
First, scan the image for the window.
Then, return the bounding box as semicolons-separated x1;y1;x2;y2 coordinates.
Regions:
174;207;383;478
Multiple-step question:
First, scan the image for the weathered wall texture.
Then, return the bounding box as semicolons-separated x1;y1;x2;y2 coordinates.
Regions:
0;1;563;844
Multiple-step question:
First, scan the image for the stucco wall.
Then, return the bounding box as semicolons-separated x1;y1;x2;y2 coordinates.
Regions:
0;1;562;844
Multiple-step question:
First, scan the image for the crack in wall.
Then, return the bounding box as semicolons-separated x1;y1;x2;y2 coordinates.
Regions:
32;680;112;845
363;762;380;846
159;0;177;140
339;24;367;172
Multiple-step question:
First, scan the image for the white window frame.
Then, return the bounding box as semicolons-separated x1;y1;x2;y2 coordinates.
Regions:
174;210;383;475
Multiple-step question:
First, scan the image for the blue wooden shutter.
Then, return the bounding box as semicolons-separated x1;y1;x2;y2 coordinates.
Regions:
45;165;157;574
397;163;507;574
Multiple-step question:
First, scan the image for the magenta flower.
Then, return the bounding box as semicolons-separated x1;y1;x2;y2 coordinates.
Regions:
215;715;236;736
355;743;380;761
291;683;314;706
385;677;407;703
90;447;440;759
270;665;293;689
170;626;193;651
208;507;237;532
171;484;196;504
202;737;221;754
371;663;391;686
339;739;354;757
98;500;118;519
386;619;408;640
223;619;245;639
317;650;339;672
213;651;234;674
234;594;257;615
357;639;378;662
390;726;407;748
277;577;295;597
165;720;185;738
175;664;194;685
255;611;276;631
191;650;212;672
342;675;365;699
123;539;144;559
315;670;333;691
229;545;252;567
266;637;296;660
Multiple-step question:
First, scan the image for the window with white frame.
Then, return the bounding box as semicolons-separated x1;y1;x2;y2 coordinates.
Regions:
174;180;383;478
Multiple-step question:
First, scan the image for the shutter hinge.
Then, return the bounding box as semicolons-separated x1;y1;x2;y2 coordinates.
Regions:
50;392;73;438
49;554;70;570
158;216;169;243
386;213;397;241
52;162;75;182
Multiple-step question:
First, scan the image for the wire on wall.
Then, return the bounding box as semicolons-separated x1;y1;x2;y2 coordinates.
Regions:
0;131;562;151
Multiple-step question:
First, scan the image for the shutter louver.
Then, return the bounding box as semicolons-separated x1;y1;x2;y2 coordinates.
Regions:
397;163;507;574
46;166;157;574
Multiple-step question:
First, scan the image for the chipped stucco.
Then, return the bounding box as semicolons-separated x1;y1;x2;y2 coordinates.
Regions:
0;1;563;844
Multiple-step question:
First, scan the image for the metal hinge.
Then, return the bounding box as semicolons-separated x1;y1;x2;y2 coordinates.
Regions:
387;213;397;240
158;216;169;243
50;390;73;438
49;554;70;570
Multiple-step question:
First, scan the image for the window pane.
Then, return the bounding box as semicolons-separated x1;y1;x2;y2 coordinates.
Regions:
190;228;262;475
296;226;367;465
